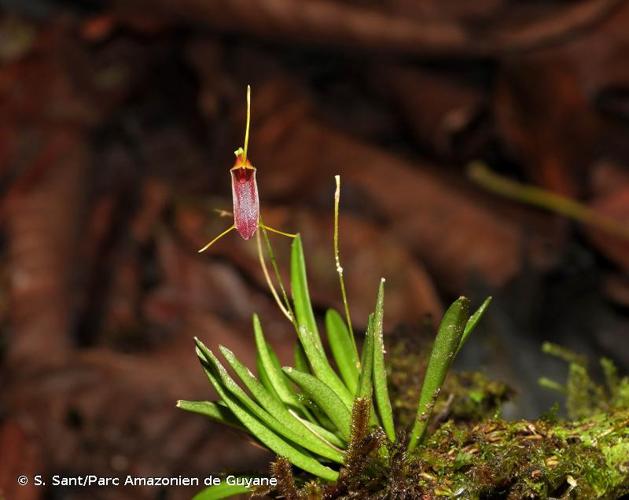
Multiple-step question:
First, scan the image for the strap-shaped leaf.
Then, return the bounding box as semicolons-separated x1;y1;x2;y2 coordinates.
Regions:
252;315;302;409
408;297;470;452
325;309;360;394
198;342;321;457
290;412;345;448
192;482;250;500
291;235;324;352
357;314;381;428
283;367;352;442
176;400;244;431
257;352;280;398
257;346;317;420
303;399;337;431
358;314;375;399
371;279;395;442
457;296;492;354
220;346;345;463
290;236;353;409
201;360;339;481
297;324;353;409
294;343;311;373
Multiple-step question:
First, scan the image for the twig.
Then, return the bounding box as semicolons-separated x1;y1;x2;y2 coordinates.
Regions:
468;162;629;242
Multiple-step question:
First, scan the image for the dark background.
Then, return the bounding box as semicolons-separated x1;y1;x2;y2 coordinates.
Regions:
1;1;628;499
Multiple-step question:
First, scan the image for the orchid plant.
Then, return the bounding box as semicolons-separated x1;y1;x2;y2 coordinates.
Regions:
178;87;492;499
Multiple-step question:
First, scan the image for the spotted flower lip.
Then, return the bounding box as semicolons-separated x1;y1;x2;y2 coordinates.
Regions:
230;156;259;240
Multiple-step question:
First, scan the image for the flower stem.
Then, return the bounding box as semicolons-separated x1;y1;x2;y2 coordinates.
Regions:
256;225;294;322
334;175;358;360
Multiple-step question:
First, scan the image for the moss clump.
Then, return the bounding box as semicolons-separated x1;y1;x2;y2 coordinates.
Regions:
258;338;628;499
259;409;627;499
420;411;628;499
388;325;513;430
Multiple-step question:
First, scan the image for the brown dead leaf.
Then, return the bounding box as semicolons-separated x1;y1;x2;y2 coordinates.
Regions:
376;65;485;160
603;273;629;307
495;1;629;197
4;131;86;364
590;161;629;199
0;420;43;500
587;186;629;272
495;56;600;197
114;0;623;57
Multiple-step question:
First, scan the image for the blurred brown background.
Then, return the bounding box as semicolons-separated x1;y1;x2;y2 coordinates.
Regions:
1;0;628;499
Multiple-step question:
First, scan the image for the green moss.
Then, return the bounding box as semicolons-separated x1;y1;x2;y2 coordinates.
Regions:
262;338;628;499
542;343;629;420
388;326;513;430
263;409;628;499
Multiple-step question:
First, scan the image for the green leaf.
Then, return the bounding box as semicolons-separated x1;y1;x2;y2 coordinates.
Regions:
297;324;354;410
197;341;323;457
301;398;337;432
325;309;359;394
371;279;395;442
457;296;492;354
283;367;352;442
358;314;375;399
291;413;346;448
291;235;323;352
356;311;380;429
192;482;250;500
252;315;302;410
257;352;280;398
294;343;311;373
201;359;339;481
408;297;470;452
220;346;345;463
289;235;353;410
176;400;244;431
